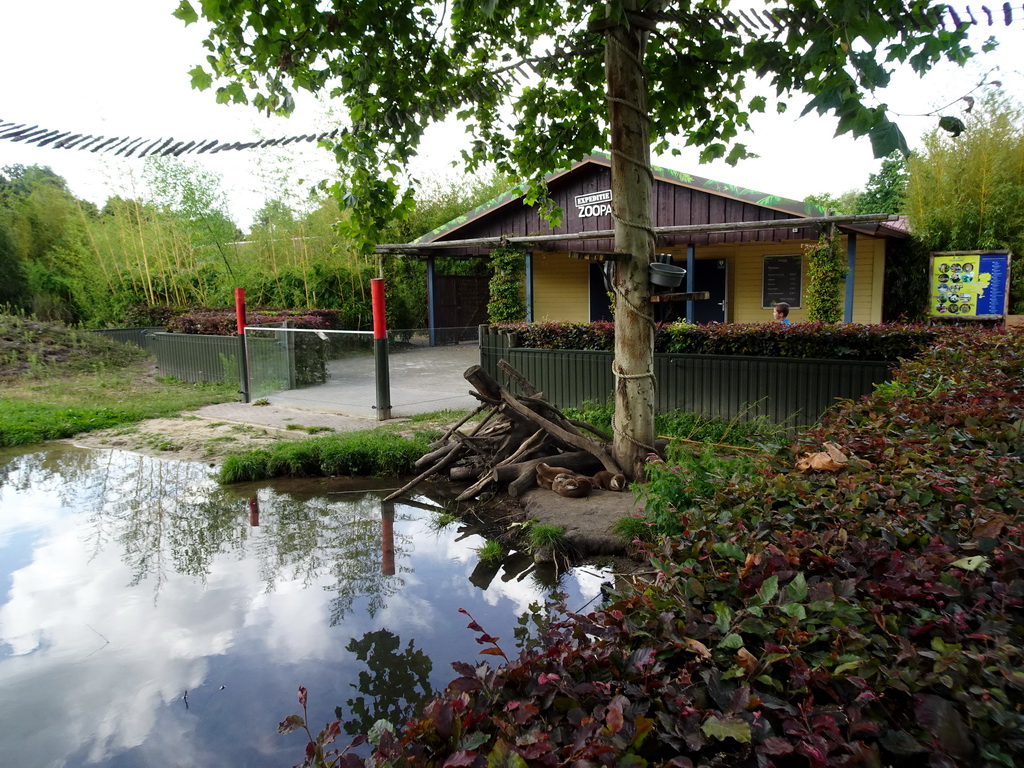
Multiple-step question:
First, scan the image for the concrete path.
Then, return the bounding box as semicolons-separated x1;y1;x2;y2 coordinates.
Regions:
198;341;482;428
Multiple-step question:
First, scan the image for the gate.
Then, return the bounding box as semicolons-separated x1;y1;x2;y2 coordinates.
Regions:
433;275;489;344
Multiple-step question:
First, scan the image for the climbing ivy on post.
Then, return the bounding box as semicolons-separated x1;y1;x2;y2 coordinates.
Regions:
487;243;526;324
804;232;848;322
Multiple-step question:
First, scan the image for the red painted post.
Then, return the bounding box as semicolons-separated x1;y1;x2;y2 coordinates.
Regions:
234;288;250;402
235;288;246;335
372;279;386;340
248;496;260;527
381;504;395;576
371;278;392;420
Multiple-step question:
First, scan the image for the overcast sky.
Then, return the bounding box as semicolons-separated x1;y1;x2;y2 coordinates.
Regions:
2;0;1022;230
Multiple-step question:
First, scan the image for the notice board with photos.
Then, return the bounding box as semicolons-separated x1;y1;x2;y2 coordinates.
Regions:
928;251;1012;319
762;254;802;308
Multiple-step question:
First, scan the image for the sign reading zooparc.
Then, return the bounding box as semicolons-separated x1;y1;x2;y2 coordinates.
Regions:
574;190;612;219
929;251;1012;319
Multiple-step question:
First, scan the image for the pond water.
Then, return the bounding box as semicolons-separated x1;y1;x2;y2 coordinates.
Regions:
0;446;608;768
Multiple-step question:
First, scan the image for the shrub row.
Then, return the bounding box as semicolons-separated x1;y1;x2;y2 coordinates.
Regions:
166;307;349;336
495;321;936;361
291;325;1024;767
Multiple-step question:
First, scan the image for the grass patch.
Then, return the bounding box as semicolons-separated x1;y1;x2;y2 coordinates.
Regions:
612;515;655;543
285;424;335;434
205;435;239;445
564;400;784;448
0;315;238;448
0;369;237;447
0;314;148;379
218;429;433;483
476;540;504;562
429;510;460;530
528;523;566;552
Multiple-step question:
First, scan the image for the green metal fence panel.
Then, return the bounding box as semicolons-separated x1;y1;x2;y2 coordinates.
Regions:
89;327;163;351
509;348;614;406
479;327;892;426
150;332;240;384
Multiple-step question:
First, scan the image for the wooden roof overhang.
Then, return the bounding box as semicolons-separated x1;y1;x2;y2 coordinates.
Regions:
374;213;899;259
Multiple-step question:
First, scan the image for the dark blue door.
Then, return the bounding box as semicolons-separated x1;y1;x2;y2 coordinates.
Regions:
589;263;613;321
691;259;728;323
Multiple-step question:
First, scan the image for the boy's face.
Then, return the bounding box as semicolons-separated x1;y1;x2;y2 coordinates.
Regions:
773;307;783;320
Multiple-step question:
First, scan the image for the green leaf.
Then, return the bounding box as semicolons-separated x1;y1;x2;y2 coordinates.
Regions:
713;542;744;562
187;65;212;91
719;633;744;650
487;739;529;768
938;115;966;137
786;572;808;602
949;555;989;572
755;575;779;605
712;602;733;633
173;1;198;24
700;715;752;743
459;732;491;751
780;603;807;619
869;118;909;159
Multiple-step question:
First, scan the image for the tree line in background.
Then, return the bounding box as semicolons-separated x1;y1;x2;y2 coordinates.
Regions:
0;157;506;331
806;91;1024;318
1;90;1022;330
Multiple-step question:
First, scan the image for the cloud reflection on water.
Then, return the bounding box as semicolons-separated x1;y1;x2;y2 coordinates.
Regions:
0;445;605;767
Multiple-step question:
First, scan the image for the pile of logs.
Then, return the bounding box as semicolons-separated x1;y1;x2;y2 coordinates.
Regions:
384;362;628;502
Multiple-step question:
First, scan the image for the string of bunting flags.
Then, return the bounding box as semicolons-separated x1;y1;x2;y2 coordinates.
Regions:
0;121;342;158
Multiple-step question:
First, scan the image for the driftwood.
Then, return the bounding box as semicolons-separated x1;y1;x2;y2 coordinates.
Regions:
387;363;622;501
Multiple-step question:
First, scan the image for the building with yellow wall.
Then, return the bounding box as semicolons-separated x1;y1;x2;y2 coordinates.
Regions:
410;155;904;330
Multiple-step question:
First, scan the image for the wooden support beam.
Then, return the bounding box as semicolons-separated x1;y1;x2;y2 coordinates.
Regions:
649;291;711;303
568;250;617;261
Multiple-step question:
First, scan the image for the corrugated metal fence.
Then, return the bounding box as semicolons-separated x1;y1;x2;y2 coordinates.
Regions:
90;328;346;392
91;327;164;349
479;326;893;426
91;328;252;385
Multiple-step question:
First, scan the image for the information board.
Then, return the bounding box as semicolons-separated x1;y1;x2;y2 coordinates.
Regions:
762;254;802;308
928;251;1012;318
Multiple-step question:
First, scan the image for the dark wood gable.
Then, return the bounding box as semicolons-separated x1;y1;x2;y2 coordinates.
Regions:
423;156;822;255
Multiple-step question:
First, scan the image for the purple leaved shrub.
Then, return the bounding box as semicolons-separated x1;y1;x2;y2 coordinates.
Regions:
288;325;1024;768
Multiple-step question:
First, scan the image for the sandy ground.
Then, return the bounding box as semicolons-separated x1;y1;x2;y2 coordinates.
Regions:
64;402;386;465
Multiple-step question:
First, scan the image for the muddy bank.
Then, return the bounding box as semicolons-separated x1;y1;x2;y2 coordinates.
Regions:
517;485;645;560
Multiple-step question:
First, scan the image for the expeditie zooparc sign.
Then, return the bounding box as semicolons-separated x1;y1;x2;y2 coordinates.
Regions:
929;251;1012;320
575;190;612;219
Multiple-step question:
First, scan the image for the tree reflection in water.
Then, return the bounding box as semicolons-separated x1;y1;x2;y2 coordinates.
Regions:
343;628;434;736
2;445;414;622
